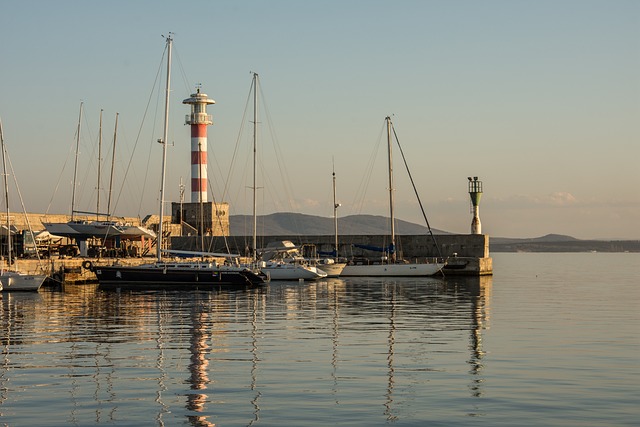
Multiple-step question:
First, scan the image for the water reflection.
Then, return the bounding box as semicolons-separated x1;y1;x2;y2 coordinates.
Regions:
384;284;398;422
185;294;213;427
464;276;492;401
248;291;262;426
0;275;492;425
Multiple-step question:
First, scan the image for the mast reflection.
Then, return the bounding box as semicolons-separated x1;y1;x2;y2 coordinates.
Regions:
384;283;398;422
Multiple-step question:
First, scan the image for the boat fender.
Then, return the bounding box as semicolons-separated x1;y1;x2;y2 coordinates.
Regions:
82;260;93;271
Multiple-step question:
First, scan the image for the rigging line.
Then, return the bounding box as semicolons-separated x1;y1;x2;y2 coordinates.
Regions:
204;138;241;256
80;109;108;218
207;140;227;208
258;83;306;243
206;185;233;255
106;112;119;217
5;144;45;267
390;122;443;260
221;76;253;204
350;120;385;216
172;44;193;99
110;44;167;218
260;85;296;213
221;75;257;253
74;104;99;215
44;116;83;215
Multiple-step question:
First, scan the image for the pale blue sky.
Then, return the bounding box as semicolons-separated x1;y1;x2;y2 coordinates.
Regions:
1;0;638;239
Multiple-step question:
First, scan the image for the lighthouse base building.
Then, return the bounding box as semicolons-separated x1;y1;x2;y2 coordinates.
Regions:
170;201;230;237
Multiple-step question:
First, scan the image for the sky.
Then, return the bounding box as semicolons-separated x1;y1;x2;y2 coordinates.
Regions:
0;0;638;240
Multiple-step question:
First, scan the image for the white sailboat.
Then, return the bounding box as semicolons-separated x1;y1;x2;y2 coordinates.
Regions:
92;34;266;290
0;118;47;291
340;117;445;277
304;167;346;277
43;108;154;245
42;103;124;242
258;240;327;280
245;73;326;281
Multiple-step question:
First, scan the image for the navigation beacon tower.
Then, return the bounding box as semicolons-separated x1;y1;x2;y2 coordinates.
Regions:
183;85;215;203
468;176;483;234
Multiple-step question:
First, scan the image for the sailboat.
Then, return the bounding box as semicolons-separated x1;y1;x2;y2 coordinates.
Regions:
42;103;124;244
92;34;266;290
304;167;346;277
340;117;445;277
0;118;47;291
258;240;327;280
245;72;326;281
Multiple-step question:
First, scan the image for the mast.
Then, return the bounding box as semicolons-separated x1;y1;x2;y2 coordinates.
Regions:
0;119;11;267
251;72;258;262
332;162;340;258
71;102;83;221
157;33;172;262
97;109;102;221
386;116;396;262
107;112;118;217
198;140;204;253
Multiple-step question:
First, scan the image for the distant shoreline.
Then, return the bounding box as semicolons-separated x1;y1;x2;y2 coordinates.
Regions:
490;239;640;253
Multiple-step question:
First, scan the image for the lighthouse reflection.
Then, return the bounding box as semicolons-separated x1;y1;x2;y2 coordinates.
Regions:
185;295;212;426
0;276;491;425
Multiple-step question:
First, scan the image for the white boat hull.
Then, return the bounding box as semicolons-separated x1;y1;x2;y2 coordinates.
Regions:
261;263;327;280
0;271;46;291
340;262;444;277
316;262;346;277
119;225;156;240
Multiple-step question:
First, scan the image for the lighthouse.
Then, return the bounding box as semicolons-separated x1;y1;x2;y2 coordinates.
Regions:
468;176;483;234
183;85;215;203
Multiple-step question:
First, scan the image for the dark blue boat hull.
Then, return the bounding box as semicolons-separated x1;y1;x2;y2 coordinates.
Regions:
94;265;266;291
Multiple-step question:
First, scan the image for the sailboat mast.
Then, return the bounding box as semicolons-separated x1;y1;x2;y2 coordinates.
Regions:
198;140;204;253
332;164;339;258
386;116;396;262
97;109;102;221
252;72;258;262
107;112;118;217
0;119;11;267
71;102;83;221
157;33;172;262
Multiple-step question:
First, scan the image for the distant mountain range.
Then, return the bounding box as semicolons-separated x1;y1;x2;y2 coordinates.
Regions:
230;213;639;252
230;213;446;236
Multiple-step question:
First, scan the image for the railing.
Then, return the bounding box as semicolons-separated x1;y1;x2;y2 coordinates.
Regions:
185;113;213;125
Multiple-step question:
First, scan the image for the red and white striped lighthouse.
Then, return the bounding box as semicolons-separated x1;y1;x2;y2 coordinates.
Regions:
183;86;215;202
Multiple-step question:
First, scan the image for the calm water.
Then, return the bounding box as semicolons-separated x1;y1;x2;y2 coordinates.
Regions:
0;253;638;426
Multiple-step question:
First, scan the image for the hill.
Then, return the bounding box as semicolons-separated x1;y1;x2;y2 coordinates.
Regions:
490;234;639;252
490;234;579;245
229;213;446;236
229;213;639;252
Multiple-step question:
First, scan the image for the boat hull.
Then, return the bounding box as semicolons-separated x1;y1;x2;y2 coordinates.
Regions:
261;264;327;280
315;262;346;277
340;262;444;277
93;264;266;290
0;272;47;291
